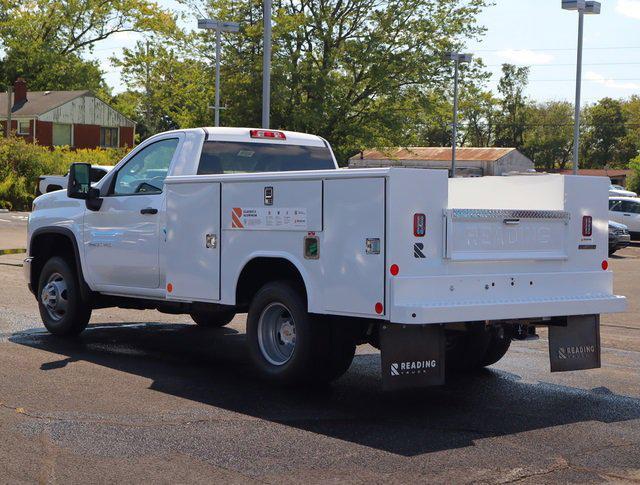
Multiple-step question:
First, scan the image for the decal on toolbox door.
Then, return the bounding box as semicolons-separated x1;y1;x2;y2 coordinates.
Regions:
230;207;308;230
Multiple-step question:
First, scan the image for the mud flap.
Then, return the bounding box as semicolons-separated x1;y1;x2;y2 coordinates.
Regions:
380;324;445;390
549;315;601;372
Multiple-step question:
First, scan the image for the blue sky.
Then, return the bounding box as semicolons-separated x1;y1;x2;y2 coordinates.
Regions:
94;0;640;104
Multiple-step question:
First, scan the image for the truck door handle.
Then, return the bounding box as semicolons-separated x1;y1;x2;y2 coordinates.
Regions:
140;207;158;215
624;213;631;216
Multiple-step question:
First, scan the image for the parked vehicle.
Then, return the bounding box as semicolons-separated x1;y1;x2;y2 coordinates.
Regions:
24;128;626;390
609;221;631;256
36;165;113;196
609;197;640;239
609;184;637;198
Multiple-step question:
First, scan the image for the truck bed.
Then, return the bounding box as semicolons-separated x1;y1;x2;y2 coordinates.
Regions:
163;168;625;324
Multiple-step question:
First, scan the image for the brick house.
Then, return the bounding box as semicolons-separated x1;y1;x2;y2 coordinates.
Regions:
1;78;135;149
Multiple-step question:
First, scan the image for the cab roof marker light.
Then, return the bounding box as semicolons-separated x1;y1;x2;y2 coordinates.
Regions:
250;129;286;140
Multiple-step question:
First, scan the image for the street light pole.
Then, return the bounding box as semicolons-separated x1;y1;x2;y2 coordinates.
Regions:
197;18;241;128
444;52;472;178
452;59;460;179
215;27;222;127
572;11;584;175
262;0;272;129
562;0;601;175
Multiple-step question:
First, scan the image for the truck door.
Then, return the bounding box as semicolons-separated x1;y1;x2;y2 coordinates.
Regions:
83;137;181;289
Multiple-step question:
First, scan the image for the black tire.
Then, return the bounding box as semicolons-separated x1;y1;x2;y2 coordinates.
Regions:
481;325;512;367
311;318;357;383
445;324;492;372
246;281;355;385
37;256;91;336
190;310;236;328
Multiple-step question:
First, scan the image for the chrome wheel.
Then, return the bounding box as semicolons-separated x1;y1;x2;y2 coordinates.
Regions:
257;302;296;366
40;272;68;322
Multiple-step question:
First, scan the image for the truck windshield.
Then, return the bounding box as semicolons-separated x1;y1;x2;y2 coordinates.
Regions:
197;141;335;175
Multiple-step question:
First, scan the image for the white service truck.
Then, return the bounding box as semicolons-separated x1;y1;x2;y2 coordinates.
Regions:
25;127;627;389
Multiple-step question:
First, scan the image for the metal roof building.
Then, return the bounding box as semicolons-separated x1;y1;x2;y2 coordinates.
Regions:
1;78;135;149
348;147;535;177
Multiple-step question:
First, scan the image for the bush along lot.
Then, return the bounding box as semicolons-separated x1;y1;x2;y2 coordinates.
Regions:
0;136;130;210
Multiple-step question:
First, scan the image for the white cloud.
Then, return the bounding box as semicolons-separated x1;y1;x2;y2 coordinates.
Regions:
496;49;554;65
616;0;640;20
585;71;640;90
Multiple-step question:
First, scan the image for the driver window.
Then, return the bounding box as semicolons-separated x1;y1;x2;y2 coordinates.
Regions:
112;138;179;195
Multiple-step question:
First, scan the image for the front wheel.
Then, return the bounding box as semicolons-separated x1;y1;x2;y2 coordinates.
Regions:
37;256;91;336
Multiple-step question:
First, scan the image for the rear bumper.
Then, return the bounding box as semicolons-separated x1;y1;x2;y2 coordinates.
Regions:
389;271;627;324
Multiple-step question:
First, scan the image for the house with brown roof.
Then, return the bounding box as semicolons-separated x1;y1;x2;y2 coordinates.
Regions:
558;168;631;186
1;78;135;149
348;147;535;177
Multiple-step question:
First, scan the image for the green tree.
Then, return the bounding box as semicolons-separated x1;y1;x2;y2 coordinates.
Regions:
112;40;215;137
494;63;529;149
522;101;574;171
581;97;635;168
0;0;176;91
178;0;490;162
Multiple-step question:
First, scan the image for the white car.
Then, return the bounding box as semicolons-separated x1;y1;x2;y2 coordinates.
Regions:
36;165;113;195
609;184;637;198
24;127;626;390
609;196;640;239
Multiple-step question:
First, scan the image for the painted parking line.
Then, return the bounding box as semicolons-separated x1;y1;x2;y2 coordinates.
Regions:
0;248;26;256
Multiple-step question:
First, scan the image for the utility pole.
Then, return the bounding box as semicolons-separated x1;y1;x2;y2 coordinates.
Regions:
444;52;473;178
5;86;12;138
562;0;601;175
262;0;272;129
198;19;241;127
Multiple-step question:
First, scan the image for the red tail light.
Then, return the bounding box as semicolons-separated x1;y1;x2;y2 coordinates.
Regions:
414;213;426;237
250;129;286;140
582;215;593;237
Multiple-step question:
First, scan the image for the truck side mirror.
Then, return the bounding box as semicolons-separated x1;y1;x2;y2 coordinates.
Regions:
67;163;91;199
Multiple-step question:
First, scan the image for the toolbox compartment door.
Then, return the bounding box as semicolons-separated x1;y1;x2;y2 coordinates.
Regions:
165;182;221;301
444;208;570;261
322;177;385;316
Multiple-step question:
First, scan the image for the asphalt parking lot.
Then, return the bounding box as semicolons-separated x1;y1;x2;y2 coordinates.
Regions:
1;214;639;483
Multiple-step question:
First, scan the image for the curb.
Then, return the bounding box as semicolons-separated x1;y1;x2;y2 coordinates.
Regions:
0;248;26;256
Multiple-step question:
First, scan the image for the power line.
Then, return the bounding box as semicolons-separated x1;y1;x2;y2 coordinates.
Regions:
485;62;640;67
475;46;640;52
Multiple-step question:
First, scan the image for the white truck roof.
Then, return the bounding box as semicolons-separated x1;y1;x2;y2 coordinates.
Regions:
200;127;328;147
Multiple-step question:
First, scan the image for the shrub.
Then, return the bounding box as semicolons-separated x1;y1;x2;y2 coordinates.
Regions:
0;136;129;210
627;155;640;195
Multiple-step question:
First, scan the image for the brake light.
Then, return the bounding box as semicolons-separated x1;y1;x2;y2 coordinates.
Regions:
249;129;286;140
414;213;426;237
582;215;592;237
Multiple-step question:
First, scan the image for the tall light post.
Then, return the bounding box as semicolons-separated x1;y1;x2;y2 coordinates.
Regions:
444;52;473;178
562;0;601;175
262;0;272;129
198;18;241;127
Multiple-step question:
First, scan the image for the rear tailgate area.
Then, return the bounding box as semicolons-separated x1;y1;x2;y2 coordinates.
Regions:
386;170;626;324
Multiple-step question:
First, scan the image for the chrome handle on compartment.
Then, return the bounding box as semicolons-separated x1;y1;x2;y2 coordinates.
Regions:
205;234;217;249
503;218;520;225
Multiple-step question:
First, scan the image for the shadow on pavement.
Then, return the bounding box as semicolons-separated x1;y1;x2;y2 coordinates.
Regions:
10;322;640;457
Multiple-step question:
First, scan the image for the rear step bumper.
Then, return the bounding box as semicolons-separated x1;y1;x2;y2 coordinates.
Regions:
390;271;627;324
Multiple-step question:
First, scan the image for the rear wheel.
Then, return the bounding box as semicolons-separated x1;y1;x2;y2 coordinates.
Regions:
481;325;512;367
246;281;355;385
190;309;235;328
446;324;511;372
37;256;91;336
